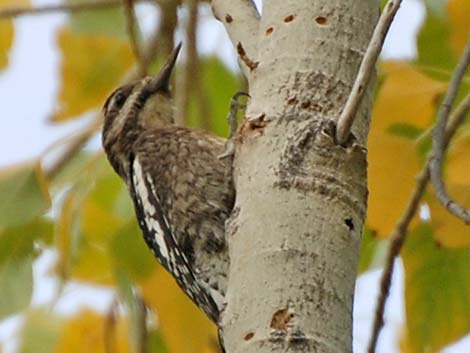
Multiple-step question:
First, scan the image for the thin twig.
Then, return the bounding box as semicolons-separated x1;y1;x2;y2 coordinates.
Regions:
104;298;119;353
123;0;145;77
415;95;470;145
218;92;250;160
336;0;402;144
0;0;149;19
158;0;178;58
442;94;470;141
188;0;212;131
430;39;470;224
135;296;148;353
367;168;428;353
175;0;198;126
367;94;470;353
45;119;102;179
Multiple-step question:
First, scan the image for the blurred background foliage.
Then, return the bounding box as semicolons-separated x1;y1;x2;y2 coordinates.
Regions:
0;0;469;352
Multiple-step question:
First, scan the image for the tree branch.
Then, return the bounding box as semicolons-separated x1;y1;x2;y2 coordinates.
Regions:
222;1;377;352
211;0;260;78
367;92;470;353
367;168;427;353
430;40;470;224
0;0;150;19
175;0;199;126
336;0;402;144
123;0;145;77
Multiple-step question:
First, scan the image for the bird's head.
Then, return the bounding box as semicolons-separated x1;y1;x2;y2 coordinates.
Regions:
102;43;181;176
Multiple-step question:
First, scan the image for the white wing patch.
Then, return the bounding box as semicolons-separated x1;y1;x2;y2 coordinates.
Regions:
132;158;169;262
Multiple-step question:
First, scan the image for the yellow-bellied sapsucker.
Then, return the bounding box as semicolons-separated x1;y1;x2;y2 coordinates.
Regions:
101;43;234;324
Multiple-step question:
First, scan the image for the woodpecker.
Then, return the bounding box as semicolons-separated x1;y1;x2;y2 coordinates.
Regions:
101;43;234;324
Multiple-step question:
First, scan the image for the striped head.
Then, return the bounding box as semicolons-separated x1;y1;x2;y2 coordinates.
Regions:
101;43;182;178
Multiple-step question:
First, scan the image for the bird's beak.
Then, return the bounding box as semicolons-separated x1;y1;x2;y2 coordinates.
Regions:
147;42;182;94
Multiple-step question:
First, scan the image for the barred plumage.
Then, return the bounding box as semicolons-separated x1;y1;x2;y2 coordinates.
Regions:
101;44;234;324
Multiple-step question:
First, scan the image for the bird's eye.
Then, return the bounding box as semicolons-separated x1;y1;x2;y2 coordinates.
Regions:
113;91;127;109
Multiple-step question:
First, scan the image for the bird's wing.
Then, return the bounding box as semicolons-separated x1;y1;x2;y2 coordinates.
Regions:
129;156;220;323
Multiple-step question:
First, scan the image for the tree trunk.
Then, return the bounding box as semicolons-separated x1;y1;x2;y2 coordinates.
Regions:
214;1;379;352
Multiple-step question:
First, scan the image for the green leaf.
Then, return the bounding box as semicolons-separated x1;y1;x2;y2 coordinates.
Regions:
0;218;54;265
358;228;389;274
417;3;456;77
111;221;156;281
19;310;62;353
148;329;170;353
89;171;126;211
0;163;51;228
69;164;137;285
386;123;424;140
66;0;128;38
187;57;242;136
402;223;470;353
423;0;447;15
0;255;32;319
49;151;94;190
0;218;52;319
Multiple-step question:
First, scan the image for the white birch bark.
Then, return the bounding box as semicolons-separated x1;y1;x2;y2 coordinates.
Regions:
213;1;380;352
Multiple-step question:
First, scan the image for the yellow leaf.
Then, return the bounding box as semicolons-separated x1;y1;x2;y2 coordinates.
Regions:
71;198;123;285
140;268;219;353
0;0;29;7
429;184;470;247
0;0;29;70
366;62;445;237
373;62;446;132
399;326;414;353
52;26;133;121
368;132;421;237
447;0;470;56
55;309;130;353
81;198;123;241
447;132;470;185
0;20;13;70
19;309;62;353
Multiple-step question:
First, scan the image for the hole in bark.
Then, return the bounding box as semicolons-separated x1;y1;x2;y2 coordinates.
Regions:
344;218;354;231
270;308;292;331
225;14;233;23
256;113;266;122
266;26;274;35
284;15;295;23
244;332;255;341
240;114;268;139
315;16;328;25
